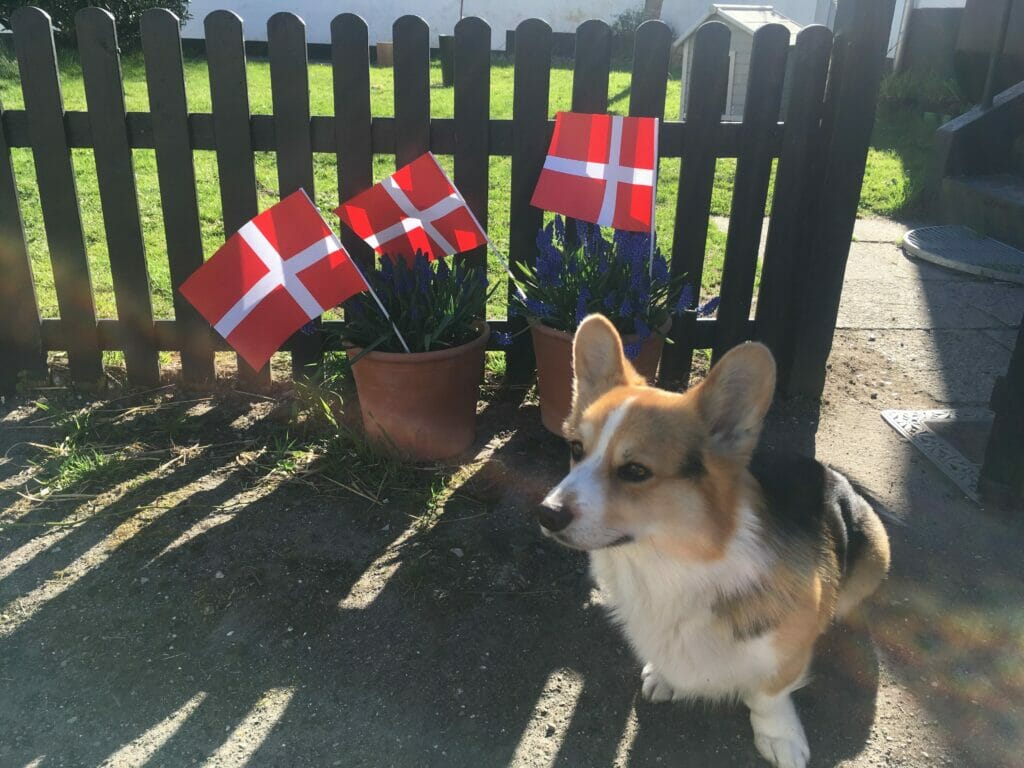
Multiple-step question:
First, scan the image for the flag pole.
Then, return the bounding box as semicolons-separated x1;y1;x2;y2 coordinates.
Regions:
303;186;413;355
363;279;412;354
432;154;519;283
648;117;660;280
329;232;412;354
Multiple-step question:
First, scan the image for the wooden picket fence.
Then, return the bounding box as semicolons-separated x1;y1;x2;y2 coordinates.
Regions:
0;1;895;396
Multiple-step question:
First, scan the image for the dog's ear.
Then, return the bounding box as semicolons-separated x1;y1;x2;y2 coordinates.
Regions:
695;342;776;460
572;314;633;412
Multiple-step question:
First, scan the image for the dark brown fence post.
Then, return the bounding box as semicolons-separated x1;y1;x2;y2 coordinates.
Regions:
0;92;44;391
77;7;159;387
755;25;833;388
268;11;321;379
393;15;431;168
711;23;789;364
11;6;102;387
332;14;375;272
573;20;612;113
563;19;612;249
507;19;552;383
453;16;491;272
141;8;216;386
629;20;672;119
782;0;896;398
205;10;269;389
658;21;730;389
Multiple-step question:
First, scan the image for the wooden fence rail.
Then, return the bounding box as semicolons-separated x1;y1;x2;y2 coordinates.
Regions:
0;1;896;395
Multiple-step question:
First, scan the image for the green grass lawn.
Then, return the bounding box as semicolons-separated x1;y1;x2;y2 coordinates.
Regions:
0;48;924;326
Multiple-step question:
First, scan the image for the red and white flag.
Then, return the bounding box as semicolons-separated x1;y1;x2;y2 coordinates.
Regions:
335;152;487;265
531;112;659;232
180;190;369;371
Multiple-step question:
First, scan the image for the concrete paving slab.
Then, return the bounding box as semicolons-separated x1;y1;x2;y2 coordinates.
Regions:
836;329;1014;404
982;328;1021;351
851;216;919;243
845;241;971;282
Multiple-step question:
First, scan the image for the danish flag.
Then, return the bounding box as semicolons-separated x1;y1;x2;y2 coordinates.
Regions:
531;112;659;232
179;190;369;371
335;152;487;265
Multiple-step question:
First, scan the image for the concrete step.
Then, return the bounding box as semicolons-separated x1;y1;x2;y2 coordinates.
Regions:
942;173;1024;250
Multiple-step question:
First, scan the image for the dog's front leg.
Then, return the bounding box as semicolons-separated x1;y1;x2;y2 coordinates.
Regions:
744;690;809;768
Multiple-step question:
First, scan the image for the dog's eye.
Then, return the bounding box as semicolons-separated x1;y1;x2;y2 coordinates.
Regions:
617;463;652;482
568;441;584;462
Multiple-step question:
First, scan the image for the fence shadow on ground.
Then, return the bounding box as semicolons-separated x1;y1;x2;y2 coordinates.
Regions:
0;385;881;767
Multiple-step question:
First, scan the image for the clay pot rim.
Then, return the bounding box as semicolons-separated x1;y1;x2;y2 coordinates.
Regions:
348;320;490;364
528;316;672;343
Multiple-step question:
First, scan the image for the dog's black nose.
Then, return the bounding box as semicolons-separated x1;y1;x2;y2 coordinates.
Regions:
537;503;573;532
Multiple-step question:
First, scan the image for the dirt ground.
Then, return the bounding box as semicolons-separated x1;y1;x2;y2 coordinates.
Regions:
1;218;1023;768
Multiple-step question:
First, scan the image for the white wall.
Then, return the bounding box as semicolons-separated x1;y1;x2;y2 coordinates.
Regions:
180;1;825;48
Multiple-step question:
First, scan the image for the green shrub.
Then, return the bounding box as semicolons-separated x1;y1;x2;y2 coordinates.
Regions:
0;0;190;50
611;6;674;59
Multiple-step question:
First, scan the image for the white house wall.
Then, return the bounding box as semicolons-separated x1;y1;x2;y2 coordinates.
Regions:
180;0;827;48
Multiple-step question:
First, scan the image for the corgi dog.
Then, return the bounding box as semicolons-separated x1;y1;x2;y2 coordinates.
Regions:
538;315;890;768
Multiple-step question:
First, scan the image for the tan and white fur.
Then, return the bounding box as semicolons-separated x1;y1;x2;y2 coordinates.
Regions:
537;315;890;768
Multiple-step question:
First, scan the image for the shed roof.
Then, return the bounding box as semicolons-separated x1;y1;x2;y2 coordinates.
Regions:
673;4;805;48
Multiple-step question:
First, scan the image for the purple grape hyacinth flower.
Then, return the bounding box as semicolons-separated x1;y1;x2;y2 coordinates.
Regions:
575;286;592;327
494;331;513;347
673;283;695;313
623;342;642;360
698;296;721;316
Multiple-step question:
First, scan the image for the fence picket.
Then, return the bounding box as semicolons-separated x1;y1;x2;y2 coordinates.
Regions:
0;12;887;396
562;19;612;249
205;10;269;388
0;93;44;389
507;19;552;382
11;7;102;386
629;20;672;119
77;8;159;387
393;15;430;168
785;0;897;397
755;26;833;385
453;16;491;271
711;23;790;363
572;20;611;113
332;14;374;270
658;21;731;389
141;8;215;386
268;12;321;378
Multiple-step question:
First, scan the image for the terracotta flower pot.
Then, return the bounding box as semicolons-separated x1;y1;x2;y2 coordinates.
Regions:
349;322;489;461
531;319;669;436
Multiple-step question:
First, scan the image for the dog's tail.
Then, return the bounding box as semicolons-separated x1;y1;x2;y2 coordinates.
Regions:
841;472;908;529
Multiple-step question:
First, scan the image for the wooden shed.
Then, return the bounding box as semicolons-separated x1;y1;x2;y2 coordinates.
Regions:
674;5;805;120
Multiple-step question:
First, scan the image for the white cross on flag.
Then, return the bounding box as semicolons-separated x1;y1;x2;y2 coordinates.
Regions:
179;190;370;371
531;112;659;232
335;152;487;265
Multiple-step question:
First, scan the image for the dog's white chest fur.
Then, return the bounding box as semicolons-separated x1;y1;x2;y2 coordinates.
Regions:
589;511;780;699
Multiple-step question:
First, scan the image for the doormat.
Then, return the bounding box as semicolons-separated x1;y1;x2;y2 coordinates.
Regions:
881;409;993;504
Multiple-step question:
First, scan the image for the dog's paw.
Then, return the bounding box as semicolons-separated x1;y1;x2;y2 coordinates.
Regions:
640;662;678;703
749;699;809;768
752;731;809;768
